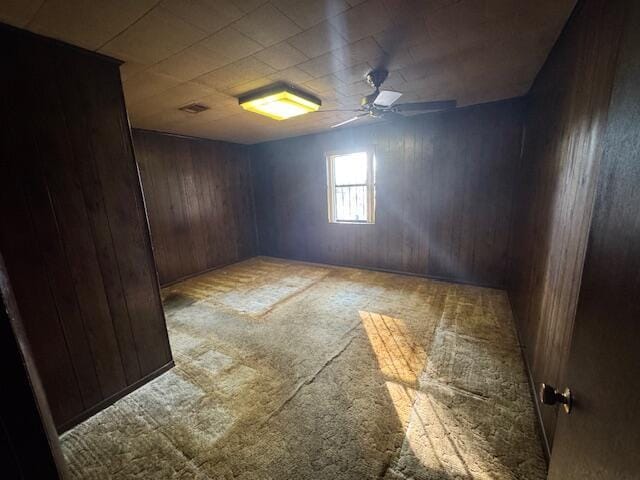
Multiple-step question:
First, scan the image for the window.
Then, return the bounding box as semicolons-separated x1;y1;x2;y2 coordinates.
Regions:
327;150;375;224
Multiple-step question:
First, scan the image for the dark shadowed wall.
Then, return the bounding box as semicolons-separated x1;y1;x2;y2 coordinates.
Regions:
507;0;626;450
547;2;640;474
0;26;172;431
251;100;524;288
1;252;66;479
133;130;257;286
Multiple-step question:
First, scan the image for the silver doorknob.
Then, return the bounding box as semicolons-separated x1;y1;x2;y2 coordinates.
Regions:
539;383;572;414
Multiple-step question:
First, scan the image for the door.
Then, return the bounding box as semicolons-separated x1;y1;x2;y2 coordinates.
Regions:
0;253;67;478
548;3;640;477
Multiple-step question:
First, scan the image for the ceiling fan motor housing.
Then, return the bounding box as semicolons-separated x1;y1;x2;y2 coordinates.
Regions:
365;68;389;89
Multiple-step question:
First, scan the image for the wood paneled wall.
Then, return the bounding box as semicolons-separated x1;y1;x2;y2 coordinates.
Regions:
251;100;524;288
507;0;626;449
133;130;257;286
0;26;172;431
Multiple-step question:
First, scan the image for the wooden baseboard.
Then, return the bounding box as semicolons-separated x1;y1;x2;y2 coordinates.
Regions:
507;296;551;462
161;254;506;290
57;360;174;434
160;256;254;288
260;253;506;290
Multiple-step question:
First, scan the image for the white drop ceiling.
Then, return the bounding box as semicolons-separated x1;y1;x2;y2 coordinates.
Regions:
1;0;576;144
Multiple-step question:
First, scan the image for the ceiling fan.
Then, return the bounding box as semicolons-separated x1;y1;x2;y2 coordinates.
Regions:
326;68;457;128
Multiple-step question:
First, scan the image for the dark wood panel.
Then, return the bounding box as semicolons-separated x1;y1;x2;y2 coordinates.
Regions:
251;100;524;288
133;130;257;286
0;33;85;425
0;25;172;431
507;0;626;450
32;34;128;401
548;1;639;476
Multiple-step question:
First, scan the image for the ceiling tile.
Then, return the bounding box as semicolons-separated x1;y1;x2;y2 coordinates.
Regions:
199;26;262;61
337;92;365;109
0;0;44;26
287;20;348;59
268;66;314;84
122;70;181;104
381;0;449;23
131;90;238;131
181;111;273;143
253;41;308;70
333;62;371;84
150;44;232;81
119;61;149;81
398;60;432;82
336;80;372;96
232;3;300;47
159;0;243;33
100;7;207;64
129;81;216;117
223;77;274;96
132;111;183;131
328;0;393;42
304;74;347;94
319;89;341;102
196;92;239;109
131;106;193;127
516;0;576;32
481;0;519;21
163;98;240;128
157;106;237;135
425;0;487;41
458;79;528;108
384;48;414;71
195;56;275;89
381;69;407;90
233;0;270;14
408;34;460;66
373;18;430;54
271;0;349;29
28;0;159;50
297;52;348;78
319;97;344;110
330;37;384;68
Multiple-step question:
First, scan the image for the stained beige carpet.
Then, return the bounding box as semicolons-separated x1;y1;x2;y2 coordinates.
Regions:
61;257;546;479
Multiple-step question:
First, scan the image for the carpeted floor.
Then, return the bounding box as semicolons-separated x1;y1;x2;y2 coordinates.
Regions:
61;257;547;479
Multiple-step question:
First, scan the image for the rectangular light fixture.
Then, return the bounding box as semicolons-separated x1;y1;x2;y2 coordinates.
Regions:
238;83;321;120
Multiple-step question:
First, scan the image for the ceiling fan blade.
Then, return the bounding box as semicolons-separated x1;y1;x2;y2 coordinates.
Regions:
382;111;405;122
393;100;457;112
331;114;367;128
373;90;403;107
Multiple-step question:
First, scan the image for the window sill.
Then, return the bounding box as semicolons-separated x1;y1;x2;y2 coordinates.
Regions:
329;221;376;225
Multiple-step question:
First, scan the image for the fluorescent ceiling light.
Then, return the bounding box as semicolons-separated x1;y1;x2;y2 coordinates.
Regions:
239;84;321;120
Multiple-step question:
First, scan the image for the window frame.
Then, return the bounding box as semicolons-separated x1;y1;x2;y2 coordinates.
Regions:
326;148;376;224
